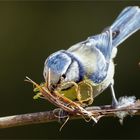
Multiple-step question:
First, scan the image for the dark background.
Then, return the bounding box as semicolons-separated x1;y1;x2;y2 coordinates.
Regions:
0;1;140;139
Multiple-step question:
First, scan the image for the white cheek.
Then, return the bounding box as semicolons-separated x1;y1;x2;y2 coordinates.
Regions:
65;61;79;82
72;49;97;75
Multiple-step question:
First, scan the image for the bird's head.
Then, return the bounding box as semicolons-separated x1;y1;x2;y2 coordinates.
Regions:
43;50;84;91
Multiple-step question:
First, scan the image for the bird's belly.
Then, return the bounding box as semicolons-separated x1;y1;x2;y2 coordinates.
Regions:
92;60;115;98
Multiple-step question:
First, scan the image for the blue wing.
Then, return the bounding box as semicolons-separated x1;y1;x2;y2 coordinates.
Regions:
69;6;140;60
68;29;111;83
111;6;140;47
67;6;140;84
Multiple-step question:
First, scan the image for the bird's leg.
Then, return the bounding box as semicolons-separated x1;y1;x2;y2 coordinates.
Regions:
110;83;118;108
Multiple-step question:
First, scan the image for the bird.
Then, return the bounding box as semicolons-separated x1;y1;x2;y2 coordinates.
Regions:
43;6;140;107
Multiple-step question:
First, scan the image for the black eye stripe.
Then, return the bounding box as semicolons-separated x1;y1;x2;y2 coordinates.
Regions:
63;57;74;78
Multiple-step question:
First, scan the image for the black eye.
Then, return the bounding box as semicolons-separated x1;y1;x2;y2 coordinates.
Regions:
61;74;66;79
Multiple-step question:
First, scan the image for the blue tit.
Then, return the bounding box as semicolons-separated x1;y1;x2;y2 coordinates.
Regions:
43;6;140;107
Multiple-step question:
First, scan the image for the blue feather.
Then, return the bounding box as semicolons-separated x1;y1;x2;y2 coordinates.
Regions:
111;6;140;47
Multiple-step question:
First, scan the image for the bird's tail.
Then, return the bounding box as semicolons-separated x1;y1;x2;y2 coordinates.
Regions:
111;6;140;47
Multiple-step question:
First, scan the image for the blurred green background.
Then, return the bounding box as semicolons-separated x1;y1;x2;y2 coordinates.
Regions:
0;1;140;139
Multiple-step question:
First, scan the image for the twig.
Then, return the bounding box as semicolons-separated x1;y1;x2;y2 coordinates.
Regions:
0;99;140;129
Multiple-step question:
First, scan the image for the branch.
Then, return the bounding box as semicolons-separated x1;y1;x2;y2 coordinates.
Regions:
0;99;140;129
